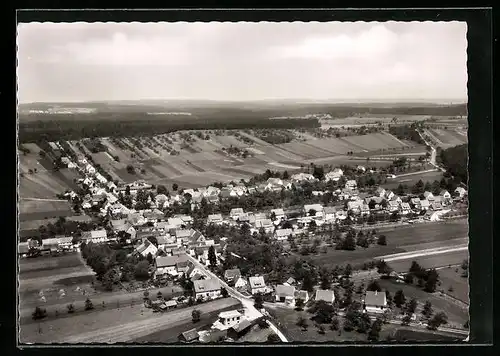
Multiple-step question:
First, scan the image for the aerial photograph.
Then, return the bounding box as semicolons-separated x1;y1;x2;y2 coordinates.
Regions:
17;21;469;344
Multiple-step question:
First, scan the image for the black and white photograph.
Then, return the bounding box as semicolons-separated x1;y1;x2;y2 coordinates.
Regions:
17;20;470;344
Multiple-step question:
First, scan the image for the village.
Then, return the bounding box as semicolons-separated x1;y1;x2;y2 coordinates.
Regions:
19;149;469;343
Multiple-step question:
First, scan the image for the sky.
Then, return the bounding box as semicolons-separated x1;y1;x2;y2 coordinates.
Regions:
17;21;468;103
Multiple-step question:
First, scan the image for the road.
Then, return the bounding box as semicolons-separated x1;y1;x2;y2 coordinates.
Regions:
185;255;289;342
417;130;445;172
394;169;439;179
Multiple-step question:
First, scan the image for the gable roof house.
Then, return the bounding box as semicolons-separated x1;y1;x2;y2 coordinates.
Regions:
255;219;274;233
193;279;222;300
248;276;267;295
304;204;324;217
419;199;431;210
270;208;285;220
224;269;241;283
439;190;452;200
431;201;443;211
135;239;158;258
400;202;412;214
325;168;343;182
423;191;435;201
410;197;421;209
234;276;248;289
388;200;400;212
275;284;296;304
155;254;190;277
207;214;224;225
291;173;316;183
315;289;335;304
324;206;337;222
274;228;293;241
295;290;310;303
375;187;387;197
230;208;245;220
363;290;388;314
81;230;108;244
454;186;467;198
179;328;200;343
345;180;357;190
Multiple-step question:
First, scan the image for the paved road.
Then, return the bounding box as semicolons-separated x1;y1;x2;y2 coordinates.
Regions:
185;255;289;342
417;130;445;172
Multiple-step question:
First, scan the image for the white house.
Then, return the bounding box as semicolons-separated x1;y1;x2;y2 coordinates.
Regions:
363;291;388;314
419;199;431;210
155;254;190;276
255;219;274;234
275;284;296;304
315;289;335;304
439;190;452;200
95;173;108;184
234;276;248;289
384;190;395;201
207;214;224;225
388;200;400;213
291;173;316;183
248;276;267;295
375;187;387;198
212;310;243;330
304;204;324;218
135;239;158;258
271;208;286;221
345;180;357;190
400;202;412;215
324;206;337;222
274;228;293;241
454;187;467;198
85;164;96;175
325;168;343;182
230;208;245;220
193;279;222;300
356;165;366;173
81;230;108;244
423;191;435;201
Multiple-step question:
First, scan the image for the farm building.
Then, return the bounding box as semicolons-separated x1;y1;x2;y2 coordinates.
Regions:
363;291;388;314
227;319;254;340
193;278;222;300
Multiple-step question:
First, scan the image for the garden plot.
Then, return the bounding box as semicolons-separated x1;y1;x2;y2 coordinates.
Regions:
149;162;183;178
20;173;70;198
278;142;331;159
163;157;201;176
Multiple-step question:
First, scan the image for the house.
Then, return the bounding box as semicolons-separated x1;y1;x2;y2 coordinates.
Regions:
304;204;324;217
347;200;363;214
155;254;189;276
285;277;296;286
207;214;224;225
336;210;348;220
179;328;200;343
224;269;241;283
363;290;388;314
135;239;158;257
291;173;316;183
384;190;395;201
255;219;274;233
400;202;412;215
357;165;366;173
360;203;370;216
274;228;293;241
295;290;310;303
234;276;248;289
345;180;357;190
315;289;335;304
423;191;435;201
155;194;169;208
454;187;467;198
275;284;296;304
220;187;237;199
388;200;400;213
230;208;245;221
439;190;452;200
144;209;165;223
193;279;222;300
18;242;30;256
156;235;175;250
227;319;254;340
167;217;185;229
271;208;285;220
419;199;431;210
176;260;191;274
431;201;443;211
324;206;337;222
325;168;343;182
81;230;108;244
410;197;421;209
248;276;267;295
213;310;243;329
375;187;386;198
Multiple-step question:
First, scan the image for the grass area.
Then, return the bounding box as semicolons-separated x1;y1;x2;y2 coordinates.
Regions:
391;328;464;342
376;279;468;328
19;253;85;275
387;249;469;273
437;267;469;303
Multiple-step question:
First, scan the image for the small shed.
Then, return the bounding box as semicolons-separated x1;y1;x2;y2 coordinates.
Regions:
179;328;200;343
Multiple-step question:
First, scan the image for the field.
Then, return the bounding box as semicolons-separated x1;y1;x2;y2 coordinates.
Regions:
391;328;464;342
436;267;469;303
427;129;467;147
376;279;469;328
306;220;468;270
19;297;241;343
19;200;74;221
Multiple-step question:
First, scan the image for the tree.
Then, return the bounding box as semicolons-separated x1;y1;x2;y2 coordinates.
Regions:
208;245;217;267
404;273;414;284
302;273;315;292
357;313;371;333
367;280;382;292
317;324;326;334
67;303;75;314
157;184;168;195
422;301;433;319
258;318;269;329
312;165;325;181
343;264;353;278
157;291;163;300
295;298;305;311
221;287;229;298
32;306;47;320
330;317;340;331
377;235;387;246
406;298;418;314
192;309;201;323
296;316;309;331
427;312;448;330
172;183;179;191
376;260;393;276
254;293;264;309
394;290;406;308
424;269;439;293
368;318;383;341
401;314;412;326
126;165;135;174
267;333;281;343
134;260;150;280
84;298;94;311
320;269;331;290
146;252;154;265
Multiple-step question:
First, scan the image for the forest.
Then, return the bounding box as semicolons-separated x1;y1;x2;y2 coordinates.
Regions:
437;144;468;184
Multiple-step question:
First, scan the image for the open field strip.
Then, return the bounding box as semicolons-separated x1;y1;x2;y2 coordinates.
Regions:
304;138;350;154
20;174;68;198
338;137;369;152
100;138;131;163
378;245;468;263
394;168;439;178
54;298;241;344
213;134;248;148
279;141;333;159
381;131;409;147
21;143;43;154
424;129;445;146
446;129;468;144
237;131;271;146
268;162;302;169
429;129;465;146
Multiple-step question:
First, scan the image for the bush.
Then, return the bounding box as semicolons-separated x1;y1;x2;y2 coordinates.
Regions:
192;309;201;323
67;303;75;314
84;298;94;311
32;306;48;320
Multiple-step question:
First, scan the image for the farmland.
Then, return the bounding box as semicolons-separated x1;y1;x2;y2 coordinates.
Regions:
20;297;241;343
19;200;74;221
435;267;469;303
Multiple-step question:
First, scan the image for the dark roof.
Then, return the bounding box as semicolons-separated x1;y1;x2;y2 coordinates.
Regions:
156;254;189;268
229;319;253;333
180;328;199;342
193;278;221;293
224;269;241;280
